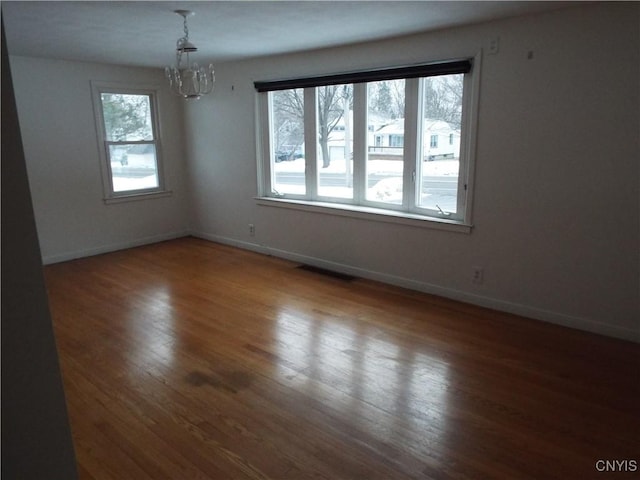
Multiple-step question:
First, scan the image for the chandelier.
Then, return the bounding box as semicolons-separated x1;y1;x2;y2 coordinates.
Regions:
165;10;215;100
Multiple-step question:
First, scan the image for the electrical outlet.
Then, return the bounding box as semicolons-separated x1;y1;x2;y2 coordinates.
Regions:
472;266;484;284
249;224;255;237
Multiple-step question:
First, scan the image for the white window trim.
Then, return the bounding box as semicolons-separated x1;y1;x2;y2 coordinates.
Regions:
91;81;171;203
255;52;481;232
255;196;472;233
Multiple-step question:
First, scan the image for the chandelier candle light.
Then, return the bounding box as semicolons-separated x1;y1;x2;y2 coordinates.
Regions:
165;10;215;99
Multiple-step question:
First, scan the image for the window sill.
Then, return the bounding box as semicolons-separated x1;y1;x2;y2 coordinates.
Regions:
255;197;473;234
104;190;173;205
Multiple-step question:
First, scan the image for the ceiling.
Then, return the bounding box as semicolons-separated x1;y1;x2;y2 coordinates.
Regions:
3;1;574;68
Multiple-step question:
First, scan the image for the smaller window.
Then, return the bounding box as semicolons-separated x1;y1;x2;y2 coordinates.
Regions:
449;133;454;145
389;134;404;147
92;83;167;201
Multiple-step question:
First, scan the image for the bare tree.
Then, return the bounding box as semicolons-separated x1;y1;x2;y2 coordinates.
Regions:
272;89;304;161
389;80;405;120
423;74;463;126
272;85;352;167
271;76;462;167
369;80;405;120
318;85;351;168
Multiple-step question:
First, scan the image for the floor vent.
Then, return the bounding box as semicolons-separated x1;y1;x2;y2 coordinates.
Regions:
296;264;356;282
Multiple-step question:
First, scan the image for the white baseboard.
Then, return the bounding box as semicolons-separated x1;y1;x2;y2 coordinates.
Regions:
41;230;190;265
193;231;639;343
192;231;270;256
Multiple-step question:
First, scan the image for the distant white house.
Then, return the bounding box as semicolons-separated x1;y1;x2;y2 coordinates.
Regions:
422;119;461;160
371;118;461;160
326;111;391;162
326;113;460;162
326;111;353;162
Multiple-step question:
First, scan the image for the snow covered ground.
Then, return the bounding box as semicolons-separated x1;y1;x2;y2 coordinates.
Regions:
111;153;159;192
112;174;158;192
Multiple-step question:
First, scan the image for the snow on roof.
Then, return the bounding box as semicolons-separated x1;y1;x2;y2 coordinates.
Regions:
375;119;404;135
375;118;459;135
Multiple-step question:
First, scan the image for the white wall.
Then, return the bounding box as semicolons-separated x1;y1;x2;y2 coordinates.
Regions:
9;56;191;263
185;3;639;341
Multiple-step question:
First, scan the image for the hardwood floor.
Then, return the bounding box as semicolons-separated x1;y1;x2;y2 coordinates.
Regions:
44;237;639;479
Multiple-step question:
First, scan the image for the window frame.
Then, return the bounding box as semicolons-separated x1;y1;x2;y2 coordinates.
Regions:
91;82;169;203
255;53;481;232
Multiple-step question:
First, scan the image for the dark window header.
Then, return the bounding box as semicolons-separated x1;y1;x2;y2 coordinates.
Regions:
254;59;472;92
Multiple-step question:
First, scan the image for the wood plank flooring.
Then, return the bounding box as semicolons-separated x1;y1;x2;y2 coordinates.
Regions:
44;237;640;479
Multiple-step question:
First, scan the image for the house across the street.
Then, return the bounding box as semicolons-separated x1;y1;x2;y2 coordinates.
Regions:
370;118;461;160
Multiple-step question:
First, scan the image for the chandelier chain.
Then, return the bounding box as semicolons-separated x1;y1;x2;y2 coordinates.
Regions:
182;14;189;42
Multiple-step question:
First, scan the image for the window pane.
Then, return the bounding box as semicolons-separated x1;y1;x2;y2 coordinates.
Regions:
271;89;305;196
317;84;353;199
101;94;154;141
417;74;463;213
366;79;405;205
110;144;159;192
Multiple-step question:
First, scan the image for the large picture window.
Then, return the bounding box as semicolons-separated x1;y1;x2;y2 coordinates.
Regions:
256;56;480;228
92;84;166;201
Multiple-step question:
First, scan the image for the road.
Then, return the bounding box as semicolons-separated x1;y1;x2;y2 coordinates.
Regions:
112;166;156;178
274;172;458;195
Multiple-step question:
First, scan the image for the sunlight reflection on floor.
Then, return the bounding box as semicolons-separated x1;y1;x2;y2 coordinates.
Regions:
126;284;177;370
274;306;450;445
